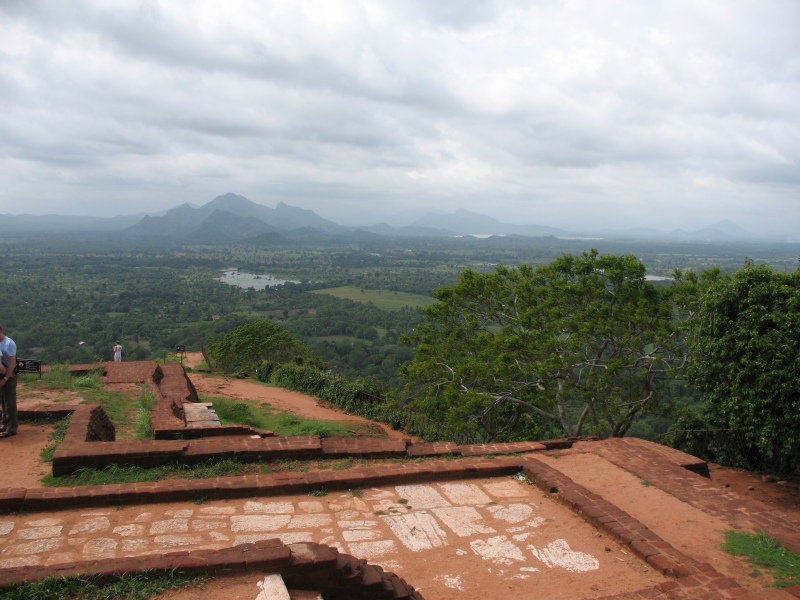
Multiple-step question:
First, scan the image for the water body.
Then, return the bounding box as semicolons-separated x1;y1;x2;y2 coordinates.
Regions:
219;269;300;290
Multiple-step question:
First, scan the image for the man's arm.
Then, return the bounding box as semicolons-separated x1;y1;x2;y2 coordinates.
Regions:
1;354;14;385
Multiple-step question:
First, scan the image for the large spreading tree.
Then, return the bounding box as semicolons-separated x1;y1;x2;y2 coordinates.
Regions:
678;263;800;472
401;251;692;442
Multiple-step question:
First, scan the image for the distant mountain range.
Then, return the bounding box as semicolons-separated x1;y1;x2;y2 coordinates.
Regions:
0;192;784;243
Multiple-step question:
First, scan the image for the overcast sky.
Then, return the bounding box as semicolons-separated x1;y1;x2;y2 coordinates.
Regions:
1;0;798;233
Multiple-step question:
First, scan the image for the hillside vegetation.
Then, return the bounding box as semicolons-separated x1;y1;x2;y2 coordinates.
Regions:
2;234;799;473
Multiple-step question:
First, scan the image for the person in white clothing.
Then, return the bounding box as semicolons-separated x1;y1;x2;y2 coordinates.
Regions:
113;341;122;362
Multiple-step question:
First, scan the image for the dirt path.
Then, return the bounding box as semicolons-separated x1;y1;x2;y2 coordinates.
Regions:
0;423;54;489
188;373;413;441
184;352;415;441
182;351;206;369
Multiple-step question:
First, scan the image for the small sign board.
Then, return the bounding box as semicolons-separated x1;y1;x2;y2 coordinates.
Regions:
176;345;186;353
16;359;42;374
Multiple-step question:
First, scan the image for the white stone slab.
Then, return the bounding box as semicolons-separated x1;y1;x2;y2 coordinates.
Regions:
4;538;62;555
342;530;381;542
347;540;397;560
199;506;237;515
256;573;291;600
150;519;189;534
49;552;76;564
17;526;63;540
393;485;451;509
154;534;203;547
82;538;118;558
432;506;496;537
470;535;526;565
0;522;14;536
122;539;151;552
0;557;40;568
70;517;111;535
381;512;447;551
113;524;144;537
528;539;600;572
191;520;227;531
440;483;493;505
244;501;295;514
487;503;535;523
231;515;292;532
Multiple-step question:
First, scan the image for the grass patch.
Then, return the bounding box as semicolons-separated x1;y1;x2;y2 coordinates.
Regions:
21;366;148;440
41;458;258;487
0;569;208;600
723;530;800;588
205;395;363;438
333;457;355;470
39;415;72;463
40;453;475;487
24;364;96;389
134;388;156;440
310;286;436;311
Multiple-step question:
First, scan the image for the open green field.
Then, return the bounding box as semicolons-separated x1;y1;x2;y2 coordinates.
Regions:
310;286;436;311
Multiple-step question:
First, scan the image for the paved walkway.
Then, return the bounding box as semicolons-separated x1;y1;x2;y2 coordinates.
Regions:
2;436;800;599
0;475;662;598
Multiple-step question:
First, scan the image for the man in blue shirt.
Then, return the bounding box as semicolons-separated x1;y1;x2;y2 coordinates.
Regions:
0;326;17;438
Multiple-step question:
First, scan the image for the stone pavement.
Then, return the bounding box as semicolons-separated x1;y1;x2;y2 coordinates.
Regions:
2;437;800;599
0;475;662;598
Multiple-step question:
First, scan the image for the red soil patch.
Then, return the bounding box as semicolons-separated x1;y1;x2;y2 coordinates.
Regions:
187;372;415;441
0;423;54;488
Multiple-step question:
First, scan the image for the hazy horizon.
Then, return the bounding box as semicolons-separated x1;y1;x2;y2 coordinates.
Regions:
2;193;777;238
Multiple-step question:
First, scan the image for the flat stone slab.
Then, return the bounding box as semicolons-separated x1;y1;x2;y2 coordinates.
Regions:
256;574;290;600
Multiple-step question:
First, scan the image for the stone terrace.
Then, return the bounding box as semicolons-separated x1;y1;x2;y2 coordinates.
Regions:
2;363;800;599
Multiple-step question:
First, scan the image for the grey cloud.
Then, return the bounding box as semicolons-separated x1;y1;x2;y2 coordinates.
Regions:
1;1;799;233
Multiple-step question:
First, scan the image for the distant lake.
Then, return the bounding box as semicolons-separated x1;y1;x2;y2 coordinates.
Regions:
645;275;672;281
219;269;299;290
